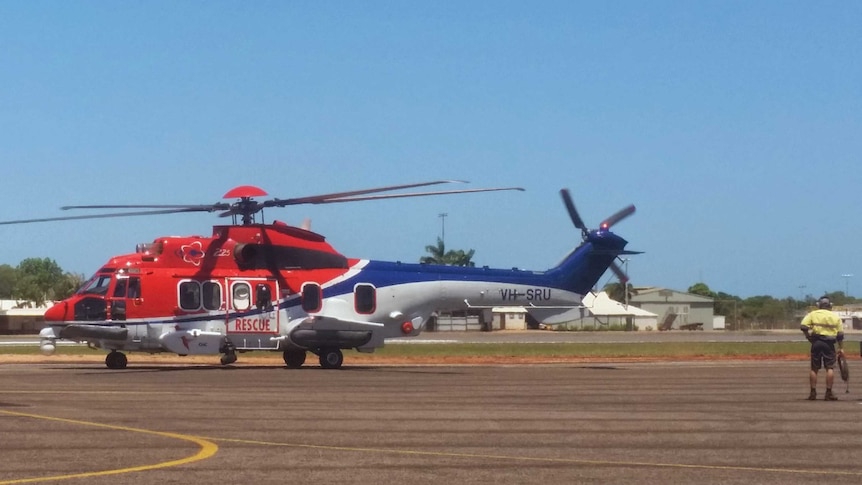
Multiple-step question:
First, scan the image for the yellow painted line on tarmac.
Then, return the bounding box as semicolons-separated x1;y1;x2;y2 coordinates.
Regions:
3;390;180;395
0;410;218;484
207;435;862;478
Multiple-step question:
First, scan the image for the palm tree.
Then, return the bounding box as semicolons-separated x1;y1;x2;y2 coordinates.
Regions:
446;248;476;267
420;238;447;265
420;238;476;267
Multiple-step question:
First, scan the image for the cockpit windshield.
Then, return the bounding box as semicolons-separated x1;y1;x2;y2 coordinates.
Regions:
77;274;113;295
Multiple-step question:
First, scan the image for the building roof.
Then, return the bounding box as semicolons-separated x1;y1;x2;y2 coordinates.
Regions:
629;287;714;304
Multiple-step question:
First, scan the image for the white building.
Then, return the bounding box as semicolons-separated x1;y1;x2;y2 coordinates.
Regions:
489;292;658;331
0;300;52;334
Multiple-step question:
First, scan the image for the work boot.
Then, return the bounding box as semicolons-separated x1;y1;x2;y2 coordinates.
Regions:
808;389;817;400
825;390;838;401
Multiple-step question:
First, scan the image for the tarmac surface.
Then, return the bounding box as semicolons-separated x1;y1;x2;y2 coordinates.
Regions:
3;360;862;484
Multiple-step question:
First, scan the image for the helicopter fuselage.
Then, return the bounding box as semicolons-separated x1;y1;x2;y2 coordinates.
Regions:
38;220;616;369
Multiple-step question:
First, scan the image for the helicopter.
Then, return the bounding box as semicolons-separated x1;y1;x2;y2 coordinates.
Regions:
0;180;636;369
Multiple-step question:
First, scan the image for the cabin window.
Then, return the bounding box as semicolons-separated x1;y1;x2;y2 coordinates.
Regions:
354;284;376;314
202;281;222;311
179;281;202;311
301;283;322;312
232;282;251;311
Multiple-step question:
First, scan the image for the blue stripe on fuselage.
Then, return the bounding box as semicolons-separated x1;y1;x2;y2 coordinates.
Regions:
322;233;626;299
324;260;565;298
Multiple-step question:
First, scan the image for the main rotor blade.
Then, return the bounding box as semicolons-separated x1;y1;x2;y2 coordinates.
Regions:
266;180;469;207
600;205;636;230
61;204;227;211
2;181;524;227
0;207;221;226
278;186;525;205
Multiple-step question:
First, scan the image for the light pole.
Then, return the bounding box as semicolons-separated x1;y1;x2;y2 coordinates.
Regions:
621;258;632;331
438;213;448;245
842;274;853;298
622;258;630;309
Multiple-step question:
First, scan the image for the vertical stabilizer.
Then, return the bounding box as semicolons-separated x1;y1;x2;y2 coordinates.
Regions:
545;233;628;295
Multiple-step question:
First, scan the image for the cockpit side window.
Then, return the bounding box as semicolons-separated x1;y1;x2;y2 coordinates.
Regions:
128;277;141;298
113;278;128;298
112;277;141;299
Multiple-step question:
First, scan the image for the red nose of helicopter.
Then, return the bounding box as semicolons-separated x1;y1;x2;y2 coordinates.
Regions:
44;301;67;322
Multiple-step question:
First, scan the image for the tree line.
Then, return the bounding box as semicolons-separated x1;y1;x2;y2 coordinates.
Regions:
604;281;861;330
0;259;84;305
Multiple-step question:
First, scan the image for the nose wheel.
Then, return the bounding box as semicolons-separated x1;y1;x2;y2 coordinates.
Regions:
105;351;128;369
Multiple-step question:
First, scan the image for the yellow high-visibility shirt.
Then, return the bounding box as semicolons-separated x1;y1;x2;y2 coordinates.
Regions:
801;309;843;338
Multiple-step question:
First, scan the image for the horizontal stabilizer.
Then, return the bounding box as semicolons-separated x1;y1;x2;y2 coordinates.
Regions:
590;249;643;256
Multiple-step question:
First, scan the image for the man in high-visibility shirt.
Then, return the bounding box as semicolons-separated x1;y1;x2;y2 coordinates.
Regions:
801;296;845;401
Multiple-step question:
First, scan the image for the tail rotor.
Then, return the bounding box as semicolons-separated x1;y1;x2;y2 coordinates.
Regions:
559;189;637;284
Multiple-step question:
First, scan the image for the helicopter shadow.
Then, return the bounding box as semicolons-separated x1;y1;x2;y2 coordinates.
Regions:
566;365;625;371
59;364;464;376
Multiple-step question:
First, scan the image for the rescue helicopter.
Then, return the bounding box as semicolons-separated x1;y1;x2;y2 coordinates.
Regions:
0;181;636;369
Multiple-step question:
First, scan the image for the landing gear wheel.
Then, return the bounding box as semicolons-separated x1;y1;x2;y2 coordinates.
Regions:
105;351;127;369
283;349;307;369
220;353;237;365
318;348;343;369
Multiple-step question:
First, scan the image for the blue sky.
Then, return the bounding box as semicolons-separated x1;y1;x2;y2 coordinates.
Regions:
1;1;859;299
